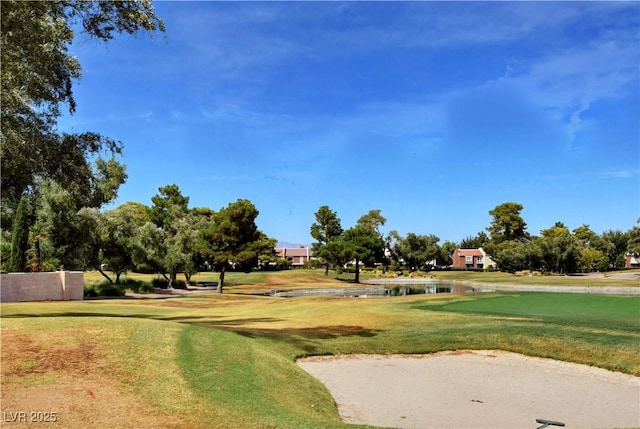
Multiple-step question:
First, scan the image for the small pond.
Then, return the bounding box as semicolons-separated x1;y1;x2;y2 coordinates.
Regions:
270;283;476;298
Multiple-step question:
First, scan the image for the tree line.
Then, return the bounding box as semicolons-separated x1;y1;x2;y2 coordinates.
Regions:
311;202;640;277
4;184;278;293
3;184;639;291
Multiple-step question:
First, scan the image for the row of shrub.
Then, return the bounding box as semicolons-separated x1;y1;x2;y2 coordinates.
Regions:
514;270;543;277
83;275;222;297
84;278;155;297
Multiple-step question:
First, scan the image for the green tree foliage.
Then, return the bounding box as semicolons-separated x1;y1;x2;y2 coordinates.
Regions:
310;205;343;276
1;0;163;206
98;203;149;283
627;221;640;254
487;220;636;273
149;184;189;229
340;210;387;283
537;224;582;273
597;230;627;269
35;180;99;269
27;222;47;272
8;195;30;272
132;221;168;276
541;222;570;239
341;225;384;283
580;248;608;272
145;185;192;287
199;199;273;293
573;224;596;245
437;240;458;266
491;243;529;273
487;202;528;246
459;231;489;249
165;213;207;287
356;209;386;234
389;231;440;271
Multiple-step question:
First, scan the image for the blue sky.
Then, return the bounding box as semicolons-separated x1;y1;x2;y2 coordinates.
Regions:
60;1;639;245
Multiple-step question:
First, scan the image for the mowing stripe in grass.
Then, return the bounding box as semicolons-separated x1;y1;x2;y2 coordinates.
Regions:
412;292;640;331
177;325;346;428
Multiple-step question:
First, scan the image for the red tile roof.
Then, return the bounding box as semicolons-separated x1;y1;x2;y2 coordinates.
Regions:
455;249;483;257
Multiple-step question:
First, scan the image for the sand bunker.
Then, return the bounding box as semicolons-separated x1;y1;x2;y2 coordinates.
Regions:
297;350;640;429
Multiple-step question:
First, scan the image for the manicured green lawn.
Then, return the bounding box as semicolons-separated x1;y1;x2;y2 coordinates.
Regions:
420;293;640;331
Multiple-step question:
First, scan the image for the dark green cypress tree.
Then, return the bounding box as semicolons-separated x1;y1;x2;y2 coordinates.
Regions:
9;196;29;272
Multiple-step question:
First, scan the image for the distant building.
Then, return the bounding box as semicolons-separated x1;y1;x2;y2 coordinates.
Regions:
625;252;640;269
275;247;312;267
451;247;496;270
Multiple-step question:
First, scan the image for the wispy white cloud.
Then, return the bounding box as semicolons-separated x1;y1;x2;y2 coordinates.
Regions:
400;2;582;48
598;169;640;179
184;2;636;148
77;1;638;169
208;175;253;181
504;40;638;144
106;111;155;123
537;168;640;182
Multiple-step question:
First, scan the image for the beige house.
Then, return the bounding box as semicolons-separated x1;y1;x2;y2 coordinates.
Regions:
275;247;312;267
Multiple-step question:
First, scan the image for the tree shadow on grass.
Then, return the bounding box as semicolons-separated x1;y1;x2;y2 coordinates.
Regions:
335;276;359;284
0;309;283;328
2;309;380;354
212;324;381;354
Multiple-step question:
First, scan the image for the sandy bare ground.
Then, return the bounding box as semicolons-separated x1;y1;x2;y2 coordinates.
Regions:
298;350;640;429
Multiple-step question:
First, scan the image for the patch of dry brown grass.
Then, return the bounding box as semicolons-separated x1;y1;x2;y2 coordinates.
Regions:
0;328;189;429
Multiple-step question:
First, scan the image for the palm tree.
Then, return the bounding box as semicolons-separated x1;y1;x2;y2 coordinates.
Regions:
28;223;47;272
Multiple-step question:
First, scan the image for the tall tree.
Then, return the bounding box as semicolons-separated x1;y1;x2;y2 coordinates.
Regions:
36;180;99;269
132;221;168;276
199;199;271;293
1;1;164;206
27;222;47;272
98;202;149;283
540;222;570;239
390;232;440;271
8;195;30;272
580;248;608;272
627;221;640;254
340;210;386;283
596;230;627;269
165;212;208;287
149;184;190;229
310;205;343;276
437;240;458;267
491;242;529;273
459;231;489;249
487;202;528;244
573;224;596;245
147;185;190;287
538;223;582;273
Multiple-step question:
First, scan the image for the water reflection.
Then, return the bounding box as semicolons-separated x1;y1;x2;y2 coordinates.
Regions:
384;284;474;296
270;283;475;298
